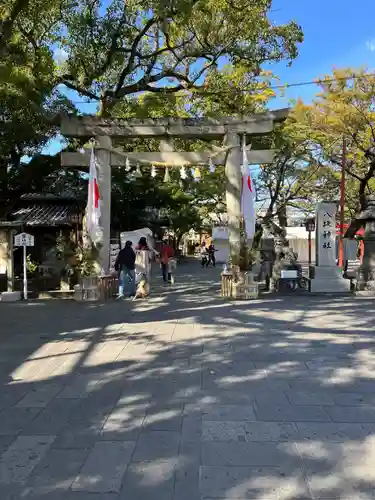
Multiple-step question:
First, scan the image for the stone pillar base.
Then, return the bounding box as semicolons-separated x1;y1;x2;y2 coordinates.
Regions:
0;291;21;302
356;264;375;294
232;272;259;299
356;288;375;297
310;266;351;294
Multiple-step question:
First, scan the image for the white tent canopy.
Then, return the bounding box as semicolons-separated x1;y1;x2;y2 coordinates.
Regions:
120;228;155;250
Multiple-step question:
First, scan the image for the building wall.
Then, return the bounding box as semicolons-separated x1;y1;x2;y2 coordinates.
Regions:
213;226;358;265
214;241;229;263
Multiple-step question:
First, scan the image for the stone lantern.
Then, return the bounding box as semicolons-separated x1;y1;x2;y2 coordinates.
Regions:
356;194;375;293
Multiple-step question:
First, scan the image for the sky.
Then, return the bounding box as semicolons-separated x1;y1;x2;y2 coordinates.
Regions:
43;0;375;157
269;0;375;108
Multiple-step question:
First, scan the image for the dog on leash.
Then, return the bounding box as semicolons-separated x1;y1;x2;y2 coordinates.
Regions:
133;274;150;300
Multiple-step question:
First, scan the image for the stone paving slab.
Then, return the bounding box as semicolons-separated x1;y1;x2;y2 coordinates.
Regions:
202;421;300;443
173;441;201;500
0;264;375;499
254;401;331;423
0;436;16;457
72;441;135;493
285;390;336;406
52;424;104;450
325;405;375;423
0;435;55;484
132;431;181;462
21;398;81;435
295;422;375;442
0;384;29;409
200;465;312;499
22;448;89;498
66;493;119;500
0;406;42;435
201;441;303;468
202;405;256;422
120;461;176;500
16;382;64;407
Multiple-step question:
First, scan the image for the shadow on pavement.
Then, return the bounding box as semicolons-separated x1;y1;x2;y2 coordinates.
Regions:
0;260;375;499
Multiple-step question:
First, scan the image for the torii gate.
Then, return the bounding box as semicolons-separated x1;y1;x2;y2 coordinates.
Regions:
61;110;288;273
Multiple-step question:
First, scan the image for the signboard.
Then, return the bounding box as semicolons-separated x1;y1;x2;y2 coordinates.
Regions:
13;232;34;300
14;232;34;247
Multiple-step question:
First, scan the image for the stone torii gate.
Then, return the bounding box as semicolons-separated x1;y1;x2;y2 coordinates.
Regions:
61;111;287;273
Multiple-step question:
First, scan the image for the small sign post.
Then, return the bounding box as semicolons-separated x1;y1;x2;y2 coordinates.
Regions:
14;233;35;300
305;218;315;267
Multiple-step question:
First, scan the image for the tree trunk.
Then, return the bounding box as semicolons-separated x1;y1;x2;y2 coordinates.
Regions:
176;233;184;249
262;215;291;291
251;224;263;252
0;160;8;216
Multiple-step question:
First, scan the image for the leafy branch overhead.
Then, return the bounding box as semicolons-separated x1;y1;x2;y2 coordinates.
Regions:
57;0;303;110
290;68;375;211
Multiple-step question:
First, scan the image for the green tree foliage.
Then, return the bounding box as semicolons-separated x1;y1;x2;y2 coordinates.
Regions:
255;68;375;237
0;0;76;207
57;0;302;114
290;68;375;212
2;0;304;239
256;123;336;230
106;62;277;236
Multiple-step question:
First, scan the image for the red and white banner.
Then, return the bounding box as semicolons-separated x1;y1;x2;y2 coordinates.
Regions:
86;146;101;244
240;143;256;238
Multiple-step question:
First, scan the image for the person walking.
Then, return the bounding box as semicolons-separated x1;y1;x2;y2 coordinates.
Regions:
134;237;152;299
160;240;174;283
200;242;208;267
115;240;136;298
207;243;216;267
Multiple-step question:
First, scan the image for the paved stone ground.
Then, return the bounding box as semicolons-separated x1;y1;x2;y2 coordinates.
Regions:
1;261;375;499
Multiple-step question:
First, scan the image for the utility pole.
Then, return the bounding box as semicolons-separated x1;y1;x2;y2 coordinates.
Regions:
339;138;346;269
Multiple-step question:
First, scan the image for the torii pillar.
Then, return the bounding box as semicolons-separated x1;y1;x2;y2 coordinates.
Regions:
225;132;242;264
95;136;111;275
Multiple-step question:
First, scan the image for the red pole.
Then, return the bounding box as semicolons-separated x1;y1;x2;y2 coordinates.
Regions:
339;138;346;269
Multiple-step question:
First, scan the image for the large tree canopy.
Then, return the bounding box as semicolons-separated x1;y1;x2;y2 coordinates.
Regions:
0;0;76;206
291;68;375;212
1;0;303;213
57;0;302;113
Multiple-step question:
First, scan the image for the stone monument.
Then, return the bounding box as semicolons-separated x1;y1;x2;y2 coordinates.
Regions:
310;202;351;293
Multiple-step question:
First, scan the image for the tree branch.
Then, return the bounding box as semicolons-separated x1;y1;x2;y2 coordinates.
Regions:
0;0;30;50
112;16;158;97
359;158;375;209
93;5;128;78
60;79;100;101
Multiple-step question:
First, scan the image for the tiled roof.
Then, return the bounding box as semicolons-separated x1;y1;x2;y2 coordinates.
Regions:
8;203;81;226
20;193;83;201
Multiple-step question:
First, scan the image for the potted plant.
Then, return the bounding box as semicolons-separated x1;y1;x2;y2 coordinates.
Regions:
56;234;77;290
231;218;259;299
74;242;100;286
